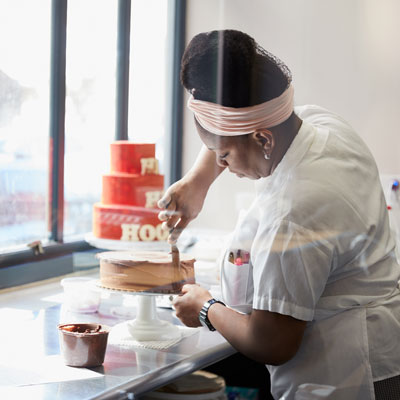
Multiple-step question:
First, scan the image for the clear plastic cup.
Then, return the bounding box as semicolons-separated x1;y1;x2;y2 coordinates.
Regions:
61;277;101;313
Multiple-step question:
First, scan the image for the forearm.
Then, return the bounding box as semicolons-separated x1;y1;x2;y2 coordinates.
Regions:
185;145;225;192
207;304;273;364
207;304;305;365
158;145;224;242
174;286;305;365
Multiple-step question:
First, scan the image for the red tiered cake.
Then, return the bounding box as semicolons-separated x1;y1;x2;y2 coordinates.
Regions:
93;142;168;241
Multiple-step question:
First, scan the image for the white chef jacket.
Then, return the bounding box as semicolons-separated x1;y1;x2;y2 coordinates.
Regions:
220;105;400;399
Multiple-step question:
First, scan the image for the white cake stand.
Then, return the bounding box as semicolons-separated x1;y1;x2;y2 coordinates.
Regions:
99;285;181;341
88;234;182;342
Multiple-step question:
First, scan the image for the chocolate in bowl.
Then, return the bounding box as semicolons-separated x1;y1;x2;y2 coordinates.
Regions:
58;323;110;367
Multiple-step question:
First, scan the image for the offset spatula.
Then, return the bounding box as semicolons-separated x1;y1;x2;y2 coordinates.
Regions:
171;244;181;292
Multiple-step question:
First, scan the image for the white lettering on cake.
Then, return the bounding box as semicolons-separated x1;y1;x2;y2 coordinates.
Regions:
145;191;163;208
139;224;156;241
121;223;140;241
120;223;168;241
140;158;159;175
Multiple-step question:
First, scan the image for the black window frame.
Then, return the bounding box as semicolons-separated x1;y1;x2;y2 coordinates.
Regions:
0;0;186;289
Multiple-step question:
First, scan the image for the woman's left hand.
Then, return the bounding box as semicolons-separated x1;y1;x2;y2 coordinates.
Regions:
173;284;212;327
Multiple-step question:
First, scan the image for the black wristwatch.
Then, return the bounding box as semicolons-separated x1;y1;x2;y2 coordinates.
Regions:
199;298;225;331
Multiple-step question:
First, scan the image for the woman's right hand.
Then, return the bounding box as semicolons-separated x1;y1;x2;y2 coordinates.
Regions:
157;174;208;243
158;145;225;243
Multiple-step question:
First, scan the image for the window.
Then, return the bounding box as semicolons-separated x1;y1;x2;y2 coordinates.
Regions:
0;0;185;287
64;0;118;239
0;0;51;250
128;0;169;169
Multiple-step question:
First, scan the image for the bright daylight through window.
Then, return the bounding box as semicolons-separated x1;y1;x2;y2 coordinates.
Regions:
0;0;51;250
0;0;169;252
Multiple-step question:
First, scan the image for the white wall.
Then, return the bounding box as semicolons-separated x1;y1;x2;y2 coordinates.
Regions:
182;0;400;232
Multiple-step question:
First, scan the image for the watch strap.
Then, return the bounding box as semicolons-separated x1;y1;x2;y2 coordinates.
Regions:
199;298;225;331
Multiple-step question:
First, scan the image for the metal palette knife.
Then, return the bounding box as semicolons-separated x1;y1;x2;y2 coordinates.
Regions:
171;244;182;292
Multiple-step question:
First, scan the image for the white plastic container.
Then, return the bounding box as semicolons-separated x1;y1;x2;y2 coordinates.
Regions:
61;277;101;313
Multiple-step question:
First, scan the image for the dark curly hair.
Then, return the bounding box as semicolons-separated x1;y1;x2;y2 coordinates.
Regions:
180;30;291;108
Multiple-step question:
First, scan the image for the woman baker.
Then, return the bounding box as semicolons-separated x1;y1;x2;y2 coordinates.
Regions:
158;30;400;399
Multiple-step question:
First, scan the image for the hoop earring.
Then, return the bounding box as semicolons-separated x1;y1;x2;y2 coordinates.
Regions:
264;153;271;160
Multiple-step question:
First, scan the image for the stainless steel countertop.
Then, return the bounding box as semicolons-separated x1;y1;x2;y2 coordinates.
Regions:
0;283;235;400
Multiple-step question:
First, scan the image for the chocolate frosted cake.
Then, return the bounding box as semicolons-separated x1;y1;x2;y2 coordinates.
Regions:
97;251;196;293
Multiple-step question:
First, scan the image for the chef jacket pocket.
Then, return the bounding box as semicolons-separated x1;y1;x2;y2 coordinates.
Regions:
221;253;252;309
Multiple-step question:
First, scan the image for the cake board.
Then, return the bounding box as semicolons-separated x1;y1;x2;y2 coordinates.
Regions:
98;285;181;341
85;233;170;252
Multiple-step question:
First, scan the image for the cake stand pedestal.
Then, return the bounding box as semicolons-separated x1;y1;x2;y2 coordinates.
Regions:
99;286;181;342
126;294;180;341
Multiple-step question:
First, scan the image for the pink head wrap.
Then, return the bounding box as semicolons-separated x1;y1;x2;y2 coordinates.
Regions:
187;84;294;136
